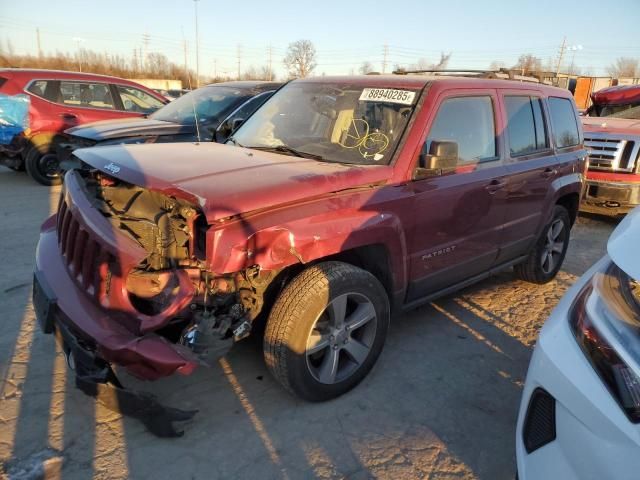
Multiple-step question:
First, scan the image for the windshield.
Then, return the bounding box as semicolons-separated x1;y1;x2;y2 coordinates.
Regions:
589;102;640;120
151;86;251;125
231;82;419;165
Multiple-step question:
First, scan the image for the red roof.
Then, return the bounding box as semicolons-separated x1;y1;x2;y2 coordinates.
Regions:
591;84;640;105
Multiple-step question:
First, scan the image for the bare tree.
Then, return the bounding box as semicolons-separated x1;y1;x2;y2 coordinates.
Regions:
489;60;505;71
283;40;317;78
513;54;543;75
0;46;194;85
240;65;276;81
401;52;452;72
359;61;374;75
607;57;639;78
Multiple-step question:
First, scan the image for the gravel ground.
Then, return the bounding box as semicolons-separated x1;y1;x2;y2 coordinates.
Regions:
0;166;619;480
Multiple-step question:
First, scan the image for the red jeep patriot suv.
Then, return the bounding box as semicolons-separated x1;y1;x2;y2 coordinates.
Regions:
34;74;586;405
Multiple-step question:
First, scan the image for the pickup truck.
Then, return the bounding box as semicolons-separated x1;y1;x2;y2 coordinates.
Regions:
581;84;640;216
34;74;586;412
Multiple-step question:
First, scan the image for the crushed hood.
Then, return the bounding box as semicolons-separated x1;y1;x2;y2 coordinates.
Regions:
581;116;640;136
66;117;196;141
608;206;640;281
74;142;391;222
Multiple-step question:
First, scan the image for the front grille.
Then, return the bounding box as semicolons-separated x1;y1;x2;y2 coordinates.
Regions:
57;197;114;300
585;135;639;173
522;388;556;454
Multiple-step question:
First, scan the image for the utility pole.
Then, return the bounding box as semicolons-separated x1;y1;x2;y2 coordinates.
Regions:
382;44;389;74
237;44;242;80
132;48;138;72
36;28;42;57
555;36;567;76
193;0;200;88
267;45;273;81
183;38;188;75
72;37;85;72
142;33;150;69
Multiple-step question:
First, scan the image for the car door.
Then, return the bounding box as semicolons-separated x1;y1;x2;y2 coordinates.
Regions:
496;90;558;264
406;90;509;302
57;80;131;127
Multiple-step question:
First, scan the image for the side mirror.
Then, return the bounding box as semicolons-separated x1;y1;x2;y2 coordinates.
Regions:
414;141;459;179
231;117;245;132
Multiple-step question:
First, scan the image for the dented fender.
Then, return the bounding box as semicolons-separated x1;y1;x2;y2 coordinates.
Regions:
206;208;409;295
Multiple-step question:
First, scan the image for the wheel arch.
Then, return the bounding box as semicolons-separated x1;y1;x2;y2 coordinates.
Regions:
556;192;580;226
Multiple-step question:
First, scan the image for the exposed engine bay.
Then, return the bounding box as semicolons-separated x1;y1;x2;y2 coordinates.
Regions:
75;167;275;365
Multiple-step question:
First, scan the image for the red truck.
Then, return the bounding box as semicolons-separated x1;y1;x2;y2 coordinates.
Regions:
0;69;167;185
581;84;640;216
33;74;585;430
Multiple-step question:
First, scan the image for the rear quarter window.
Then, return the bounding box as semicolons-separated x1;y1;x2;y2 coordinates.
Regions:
548;97;580;148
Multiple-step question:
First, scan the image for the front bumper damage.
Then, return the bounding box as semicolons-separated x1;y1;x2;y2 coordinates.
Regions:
581;178;640;217
34;168;270;435
34;231;199;437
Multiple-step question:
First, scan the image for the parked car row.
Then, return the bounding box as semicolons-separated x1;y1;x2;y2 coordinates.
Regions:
0;69;280;185
7;67;638;476
0;69;168;185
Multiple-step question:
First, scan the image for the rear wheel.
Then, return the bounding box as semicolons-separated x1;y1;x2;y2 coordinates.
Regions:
263;261;389;401
514;205;571;284
25;146;62;186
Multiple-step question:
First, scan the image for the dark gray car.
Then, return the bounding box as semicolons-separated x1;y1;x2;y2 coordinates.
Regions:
57;80;282;163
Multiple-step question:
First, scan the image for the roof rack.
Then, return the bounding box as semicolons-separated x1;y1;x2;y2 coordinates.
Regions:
392;68;551;84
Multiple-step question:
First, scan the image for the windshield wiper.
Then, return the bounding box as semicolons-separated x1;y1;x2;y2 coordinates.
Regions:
246;144;325;160
226;136;244;147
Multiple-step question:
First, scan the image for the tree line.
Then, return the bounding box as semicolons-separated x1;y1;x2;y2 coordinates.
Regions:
1;38;637;83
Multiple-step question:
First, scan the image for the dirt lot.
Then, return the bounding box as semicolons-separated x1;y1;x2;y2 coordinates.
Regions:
0;166;619;480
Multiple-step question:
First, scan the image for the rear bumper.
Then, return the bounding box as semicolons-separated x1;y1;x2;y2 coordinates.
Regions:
580;177;640;216
34;218;199;380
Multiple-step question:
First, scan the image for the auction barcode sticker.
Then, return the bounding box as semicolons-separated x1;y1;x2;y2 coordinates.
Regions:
359;88;416;105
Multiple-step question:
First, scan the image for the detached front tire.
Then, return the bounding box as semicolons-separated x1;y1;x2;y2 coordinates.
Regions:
25;146;62;186
264;261;389;402
514;205;571;284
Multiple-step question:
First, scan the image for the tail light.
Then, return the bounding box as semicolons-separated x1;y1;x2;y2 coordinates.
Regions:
570;262;640;422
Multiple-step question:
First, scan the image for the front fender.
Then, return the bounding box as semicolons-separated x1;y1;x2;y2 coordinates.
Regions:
206;208;408;294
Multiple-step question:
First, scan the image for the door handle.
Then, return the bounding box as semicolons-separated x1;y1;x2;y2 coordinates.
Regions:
541;167;558;178
59;113;78;124
485;179;507;194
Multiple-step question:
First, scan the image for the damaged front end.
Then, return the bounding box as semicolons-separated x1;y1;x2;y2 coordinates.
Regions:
81;167;265;367
40;166;279;436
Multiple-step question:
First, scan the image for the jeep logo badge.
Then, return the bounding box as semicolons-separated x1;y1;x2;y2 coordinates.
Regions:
104;162;121;174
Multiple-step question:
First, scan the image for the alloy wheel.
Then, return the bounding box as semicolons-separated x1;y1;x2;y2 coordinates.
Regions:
305;292;378;384
541;219;566;274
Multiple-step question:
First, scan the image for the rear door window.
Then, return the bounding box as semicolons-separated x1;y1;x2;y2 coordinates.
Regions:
504;96;548;156
548;97;580;148
59;81;115;109
426;96;497;164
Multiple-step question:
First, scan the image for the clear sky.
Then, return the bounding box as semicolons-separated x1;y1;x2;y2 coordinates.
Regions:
1;0;639;79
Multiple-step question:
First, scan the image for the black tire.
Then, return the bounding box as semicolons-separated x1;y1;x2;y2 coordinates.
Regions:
514;205;571;284
25;146;62;186
264;261;389;401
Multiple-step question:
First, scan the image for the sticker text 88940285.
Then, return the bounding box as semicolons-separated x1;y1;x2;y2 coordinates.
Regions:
359;88;416;105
